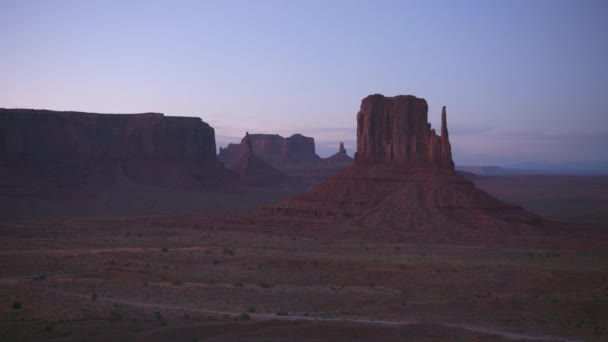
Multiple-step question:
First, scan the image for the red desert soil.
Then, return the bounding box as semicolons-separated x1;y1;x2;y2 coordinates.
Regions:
0;213;606;341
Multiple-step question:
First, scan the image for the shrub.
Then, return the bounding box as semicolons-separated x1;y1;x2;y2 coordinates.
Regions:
223;248;235;256
155;312;168;326
161;247;168;253
239;312;250;320
233;281;243;287
91;293;97;301
258;281;272;288
32;274;46;281
247;306;256;313
172;280;183;286
109;311;122;322
276;311;288;316
11;301;21;310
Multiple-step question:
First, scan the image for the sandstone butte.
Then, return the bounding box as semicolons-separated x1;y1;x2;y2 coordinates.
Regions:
265;94;541;232
218;133;321;167
0;108;235;190
230;132;288;184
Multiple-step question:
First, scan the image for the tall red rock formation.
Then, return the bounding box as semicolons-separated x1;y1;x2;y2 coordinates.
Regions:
265;94;540;232
0;108;235;191
440;106;454;169
355;94;453;169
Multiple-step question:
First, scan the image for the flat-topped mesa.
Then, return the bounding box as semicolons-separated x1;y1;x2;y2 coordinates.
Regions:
0;108;217;160
231;131;287;184
218;133;321;166
354;94;454;169
0;108;238;191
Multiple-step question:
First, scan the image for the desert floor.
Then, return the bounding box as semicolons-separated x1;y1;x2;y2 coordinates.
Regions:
0;175;607;341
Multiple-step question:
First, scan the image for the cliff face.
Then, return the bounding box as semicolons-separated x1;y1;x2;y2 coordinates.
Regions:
218;133;320;166
0;108;235;192
0;109;217;160
355;94;453;169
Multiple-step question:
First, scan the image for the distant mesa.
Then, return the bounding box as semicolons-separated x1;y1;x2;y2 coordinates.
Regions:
218;133;321;167
228;132;288;185
0;108;236;192
266;94;540;231
219;132;355;186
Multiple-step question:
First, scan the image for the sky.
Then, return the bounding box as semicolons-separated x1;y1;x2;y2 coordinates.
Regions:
1;0;607;165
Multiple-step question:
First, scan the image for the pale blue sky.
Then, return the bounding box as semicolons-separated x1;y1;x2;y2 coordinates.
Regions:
1;0;606;164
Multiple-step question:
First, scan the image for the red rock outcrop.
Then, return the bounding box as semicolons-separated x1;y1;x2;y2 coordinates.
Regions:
218;133;320;167
0;108;235;191
265;94;541;232
355;94;453;169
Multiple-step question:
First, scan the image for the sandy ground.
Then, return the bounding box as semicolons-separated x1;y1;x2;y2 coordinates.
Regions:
0;175;607;341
